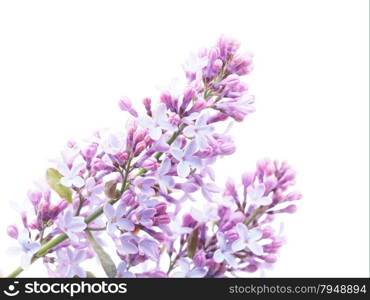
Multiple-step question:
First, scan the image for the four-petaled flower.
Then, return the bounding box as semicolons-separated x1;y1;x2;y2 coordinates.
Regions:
153;158;174;193
56;207;87;242
183;113;213;149
232;223;263;255
170;140;202;177
138;103;177;140
118;235;159;260
172;258;208;278
213;231;237;267
55;248;87;278
57;162;85;188
104;203;134;235
116;260;136;278
136;208;156;227
190;204;220;223
8;229;40;270
85;177;104;205
247;183;272;206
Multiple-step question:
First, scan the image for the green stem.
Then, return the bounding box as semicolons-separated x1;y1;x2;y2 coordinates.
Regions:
244;207;263;226
7;128;182;278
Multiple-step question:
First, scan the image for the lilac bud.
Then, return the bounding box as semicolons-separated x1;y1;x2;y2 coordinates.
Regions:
121;190;136;206
207;112;228;124
217;35;240;61
262;226;274;239
264;176;277;193
285;191;302;202
219;142;236;155
155;202;167;215
228;53;254;76
193;250;206;267
160;91;172;109
279;204;297;214
7;225;18;239
188;99;206;114
141;158;158;171
242;172;255;188
134;141;147;156
118;97;138;117
264;254;277;264
27;190;42;207
21;212;28;229
181;88;196;111
182;213;197;228
143;97;152;115
81;143;98;163
244;264;258;273
38;201;50;222
133;129;147;145
169;113;180;126
154;215;170;225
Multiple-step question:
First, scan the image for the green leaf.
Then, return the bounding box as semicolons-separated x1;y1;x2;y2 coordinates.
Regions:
86;271;96;278
86;230;117;278
187;227;199;258
46;168;73;203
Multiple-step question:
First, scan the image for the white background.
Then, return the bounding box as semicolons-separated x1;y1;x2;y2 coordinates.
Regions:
0;0;368;277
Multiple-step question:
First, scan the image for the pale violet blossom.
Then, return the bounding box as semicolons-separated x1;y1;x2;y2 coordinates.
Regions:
56;207;87;242
153;157;174;193
100;129;125;155
190;204;219;223
57;162;85;188
170;140;202;177
116;261;136;278
183;52;209;78
138;103;177;140
118;235;159;261
7;230;40;270
55;248;86;277
247;183;272;206
172;258;208;278
104;203;134;235
169;216;193;240
183;113;213;149
84;177;104;205
213;232;237;267
231;223;263;255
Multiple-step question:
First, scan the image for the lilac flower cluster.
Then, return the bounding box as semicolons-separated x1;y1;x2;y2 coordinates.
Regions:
5;36;301;278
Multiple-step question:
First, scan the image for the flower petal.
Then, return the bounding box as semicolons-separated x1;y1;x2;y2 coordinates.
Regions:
177;161;190;178
117;218;135;231
104;203;115;219
231;239;246;252
213;249;224;263
247;241;264;256
72;176;85;188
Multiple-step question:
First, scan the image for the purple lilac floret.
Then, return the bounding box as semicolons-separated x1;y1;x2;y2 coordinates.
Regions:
5;36;301;278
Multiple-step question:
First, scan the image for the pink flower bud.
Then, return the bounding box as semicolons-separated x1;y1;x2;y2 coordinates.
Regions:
193;250;206;267
27;190;42;206
143;97;152;115
134;141;147;156
242;172;255;188
264;254;277;263
189;99;207;113
118;97;138;117
7;225;18;239
141;158;158;171
244;264;258;273
121;190;136;206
